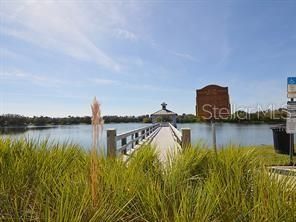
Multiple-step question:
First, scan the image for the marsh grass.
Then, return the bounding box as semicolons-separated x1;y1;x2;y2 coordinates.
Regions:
90;97;104;207
0;138;295;221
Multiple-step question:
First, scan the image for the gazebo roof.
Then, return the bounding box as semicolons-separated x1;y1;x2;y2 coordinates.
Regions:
151;102;177;116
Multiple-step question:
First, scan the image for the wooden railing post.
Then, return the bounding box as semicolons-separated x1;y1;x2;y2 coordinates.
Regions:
142;130;145;139
135;132;139;145
131;134;134;149
121;138;127;155
181;128;191;149
107;129;116;157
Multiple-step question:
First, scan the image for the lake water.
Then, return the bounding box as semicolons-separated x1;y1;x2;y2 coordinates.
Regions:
0;123;276;149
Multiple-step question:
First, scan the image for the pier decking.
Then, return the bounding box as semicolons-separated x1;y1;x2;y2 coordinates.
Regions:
106;123;190;160
151;126;180;161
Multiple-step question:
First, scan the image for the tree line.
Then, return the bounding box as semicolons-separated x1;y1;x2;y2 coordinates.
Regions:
0;109;286;127
224;109;287;123
0;114;152;126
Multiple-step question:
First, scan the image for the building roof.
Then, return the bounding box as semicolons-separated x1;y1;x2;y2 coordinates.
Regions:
151;109;177;116
151;102;177;116
197;84;228;92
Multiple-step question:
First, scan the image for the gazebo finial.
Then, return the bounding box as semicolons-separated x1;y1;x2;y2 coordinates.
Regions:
161;102;167;110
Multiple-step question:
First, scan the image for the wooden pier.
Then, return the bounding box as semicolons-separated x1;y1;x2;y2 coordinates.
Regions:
106;123;191;160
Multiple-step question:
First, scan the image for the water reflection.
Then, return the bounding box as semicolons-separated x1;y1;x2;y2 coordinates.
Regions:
0;126;57;135
0;123;275;149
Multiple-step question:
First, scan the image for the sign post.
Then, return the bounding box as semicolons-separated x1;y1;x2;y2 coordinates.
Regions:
288;77;296;98
286;100;296;165
212;118;217;153
286;77;296;165
210;106;217;153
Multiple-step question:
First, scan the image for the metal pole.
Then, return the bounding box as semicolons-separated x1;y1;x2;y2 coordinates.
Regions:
290;133;294;165
212;119;217;153
290;98;294;165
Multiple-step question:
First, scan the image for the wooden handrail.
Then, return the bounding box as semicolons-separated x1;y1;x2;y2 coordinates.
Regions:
168;123;191;148
168;123;182;145
107;123;160;157
116;124;157;140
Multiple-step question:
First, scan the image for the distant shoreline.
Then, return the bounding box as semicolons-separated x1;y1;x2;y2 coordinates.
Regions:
0;113;285;127
0;121;285;128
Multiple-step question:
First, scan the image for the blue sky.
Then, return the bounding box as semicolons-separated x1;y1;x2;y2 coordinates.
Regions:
0;0;295;117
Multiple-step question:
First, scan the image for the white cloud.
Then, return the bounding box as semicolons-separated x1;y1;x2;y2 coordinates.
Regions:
0;69;65;87
0;0;145;72
93;78;118;85
0;48;19;59
114;28;138;41
91;77;190;93
171;51;198;62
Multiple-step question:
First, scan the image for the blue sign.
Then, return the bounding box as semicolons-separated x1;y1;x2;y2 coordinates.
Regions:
288;77;296;85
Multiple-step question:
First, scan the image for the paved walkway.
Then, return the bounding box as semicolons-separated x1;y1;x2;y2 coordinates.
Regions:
151;126;180;161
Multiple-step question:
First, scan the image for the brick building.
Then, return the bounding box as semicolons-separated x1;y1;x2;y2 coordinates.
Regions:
196;85;231;120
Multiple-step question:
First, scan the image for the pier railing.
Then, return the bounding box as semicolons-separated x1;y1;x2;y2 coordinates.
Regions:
168;123;182;145
107;123;160;157
168;123;191;148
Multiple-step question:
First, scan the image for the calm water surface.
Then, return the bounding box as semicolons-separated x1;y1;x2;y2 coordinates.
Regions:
1;123;275;149
177;123;274;147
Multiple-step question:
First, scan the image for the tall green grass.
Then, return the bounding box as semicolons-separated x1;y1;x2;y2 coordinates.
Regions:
0;138;295;221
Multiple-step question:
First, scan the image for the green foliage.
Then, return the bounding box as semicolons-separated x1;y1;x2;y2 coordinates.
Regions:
156;116;162;123
0;114;92;127
225;109;287;124
177;113;198;123
249;145;291;166
0;138;295;221
103;115;151;123
0;108;287;127
0;114;153;126
0;114;28;126
142;117;152;123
